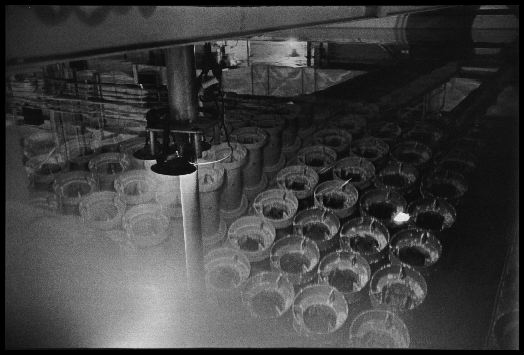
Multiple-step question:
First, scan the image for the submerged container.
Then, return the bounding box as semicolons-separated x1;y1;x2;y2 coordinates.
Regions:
25;152;69;192
369;264;428;314
118;136;150;170
351;137;389;169
313;180;359;221
270;235;320;286
94;134;129;154
389;229;442;277
433;149;477;178
227;216;276;263
282;104;300;147
122;203;170;248
407;197;457;233
79;191;126;231
293;208;340;254
282;136;302;163
420;168;468;206
53;171;98;215
153;175;182;219
317;251;371;304
225;111;251;133
332;156;375;191
292;284;349;338
23;131;56;159
263;153;286;185
401;122;444;149
114;169;156;206
374;161;419;197
332;113;367;140
390;141;432;169
367;121;402;147
253;188;299;230
245;175;269;207
204;143;248;223
241;271;295;319
313;129;352;159
252;114;286;168
88;152;131;191
339;217;390;267
359;188;408;230
349;309;410;348
276;165;319;210
198;165;226;249
205;247;251;304
297;145;337;181
297;124;317;145
28;191;59;214
60;137;97;171
230;127;268;189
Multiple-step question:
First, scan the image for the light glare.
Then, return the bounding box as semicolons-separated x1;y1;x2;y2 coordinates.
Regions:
393;211;410;224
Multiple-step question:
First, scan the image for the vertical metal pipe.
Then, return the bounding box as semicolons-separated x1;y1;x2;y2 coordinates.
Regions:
306;41;312;67
164;45;205;305
194;133;202;159
149;130;156;156
6;122;30;203
214;124;221;145
179;170;206;304
246;40;250;66
165;46;199;122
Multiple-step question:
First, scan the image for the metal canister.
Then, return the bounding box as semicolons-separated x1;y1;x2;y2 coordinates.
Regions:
374;161;419;200
297;145;337;182
276;165;319;211
390;141;432;169
79;191;126;231
359;188;408;230
407;197;457;233
389;228;442;278
253;188;299;231
368;263;427;316
339;217;390;269
226;215;276;263
349;309;410;348
204;247;251;307
241;271;294;319
351;136;390;170
270;235;320;287
332;156;375;191
53;171;98;215
317;251;371;304
88;152;131;191
292;284;348;338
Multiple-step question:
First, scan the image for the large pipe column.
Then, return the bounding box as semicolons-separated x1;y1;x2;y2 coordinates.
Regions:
164;45;205;304
166;46;199;122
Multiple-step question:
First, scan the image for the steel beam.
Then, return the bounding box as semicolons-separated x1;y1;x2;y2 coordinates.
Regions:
6;5;374;69
246;6;480;44
6;6;466;71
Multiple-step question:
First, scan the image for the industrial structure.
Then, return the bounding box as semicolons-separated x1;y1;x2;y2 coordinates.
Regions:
5;5;519;349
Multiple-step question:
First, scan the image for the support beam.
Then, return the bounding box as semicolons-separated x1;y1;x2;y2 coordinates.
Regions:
6;6;460;70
